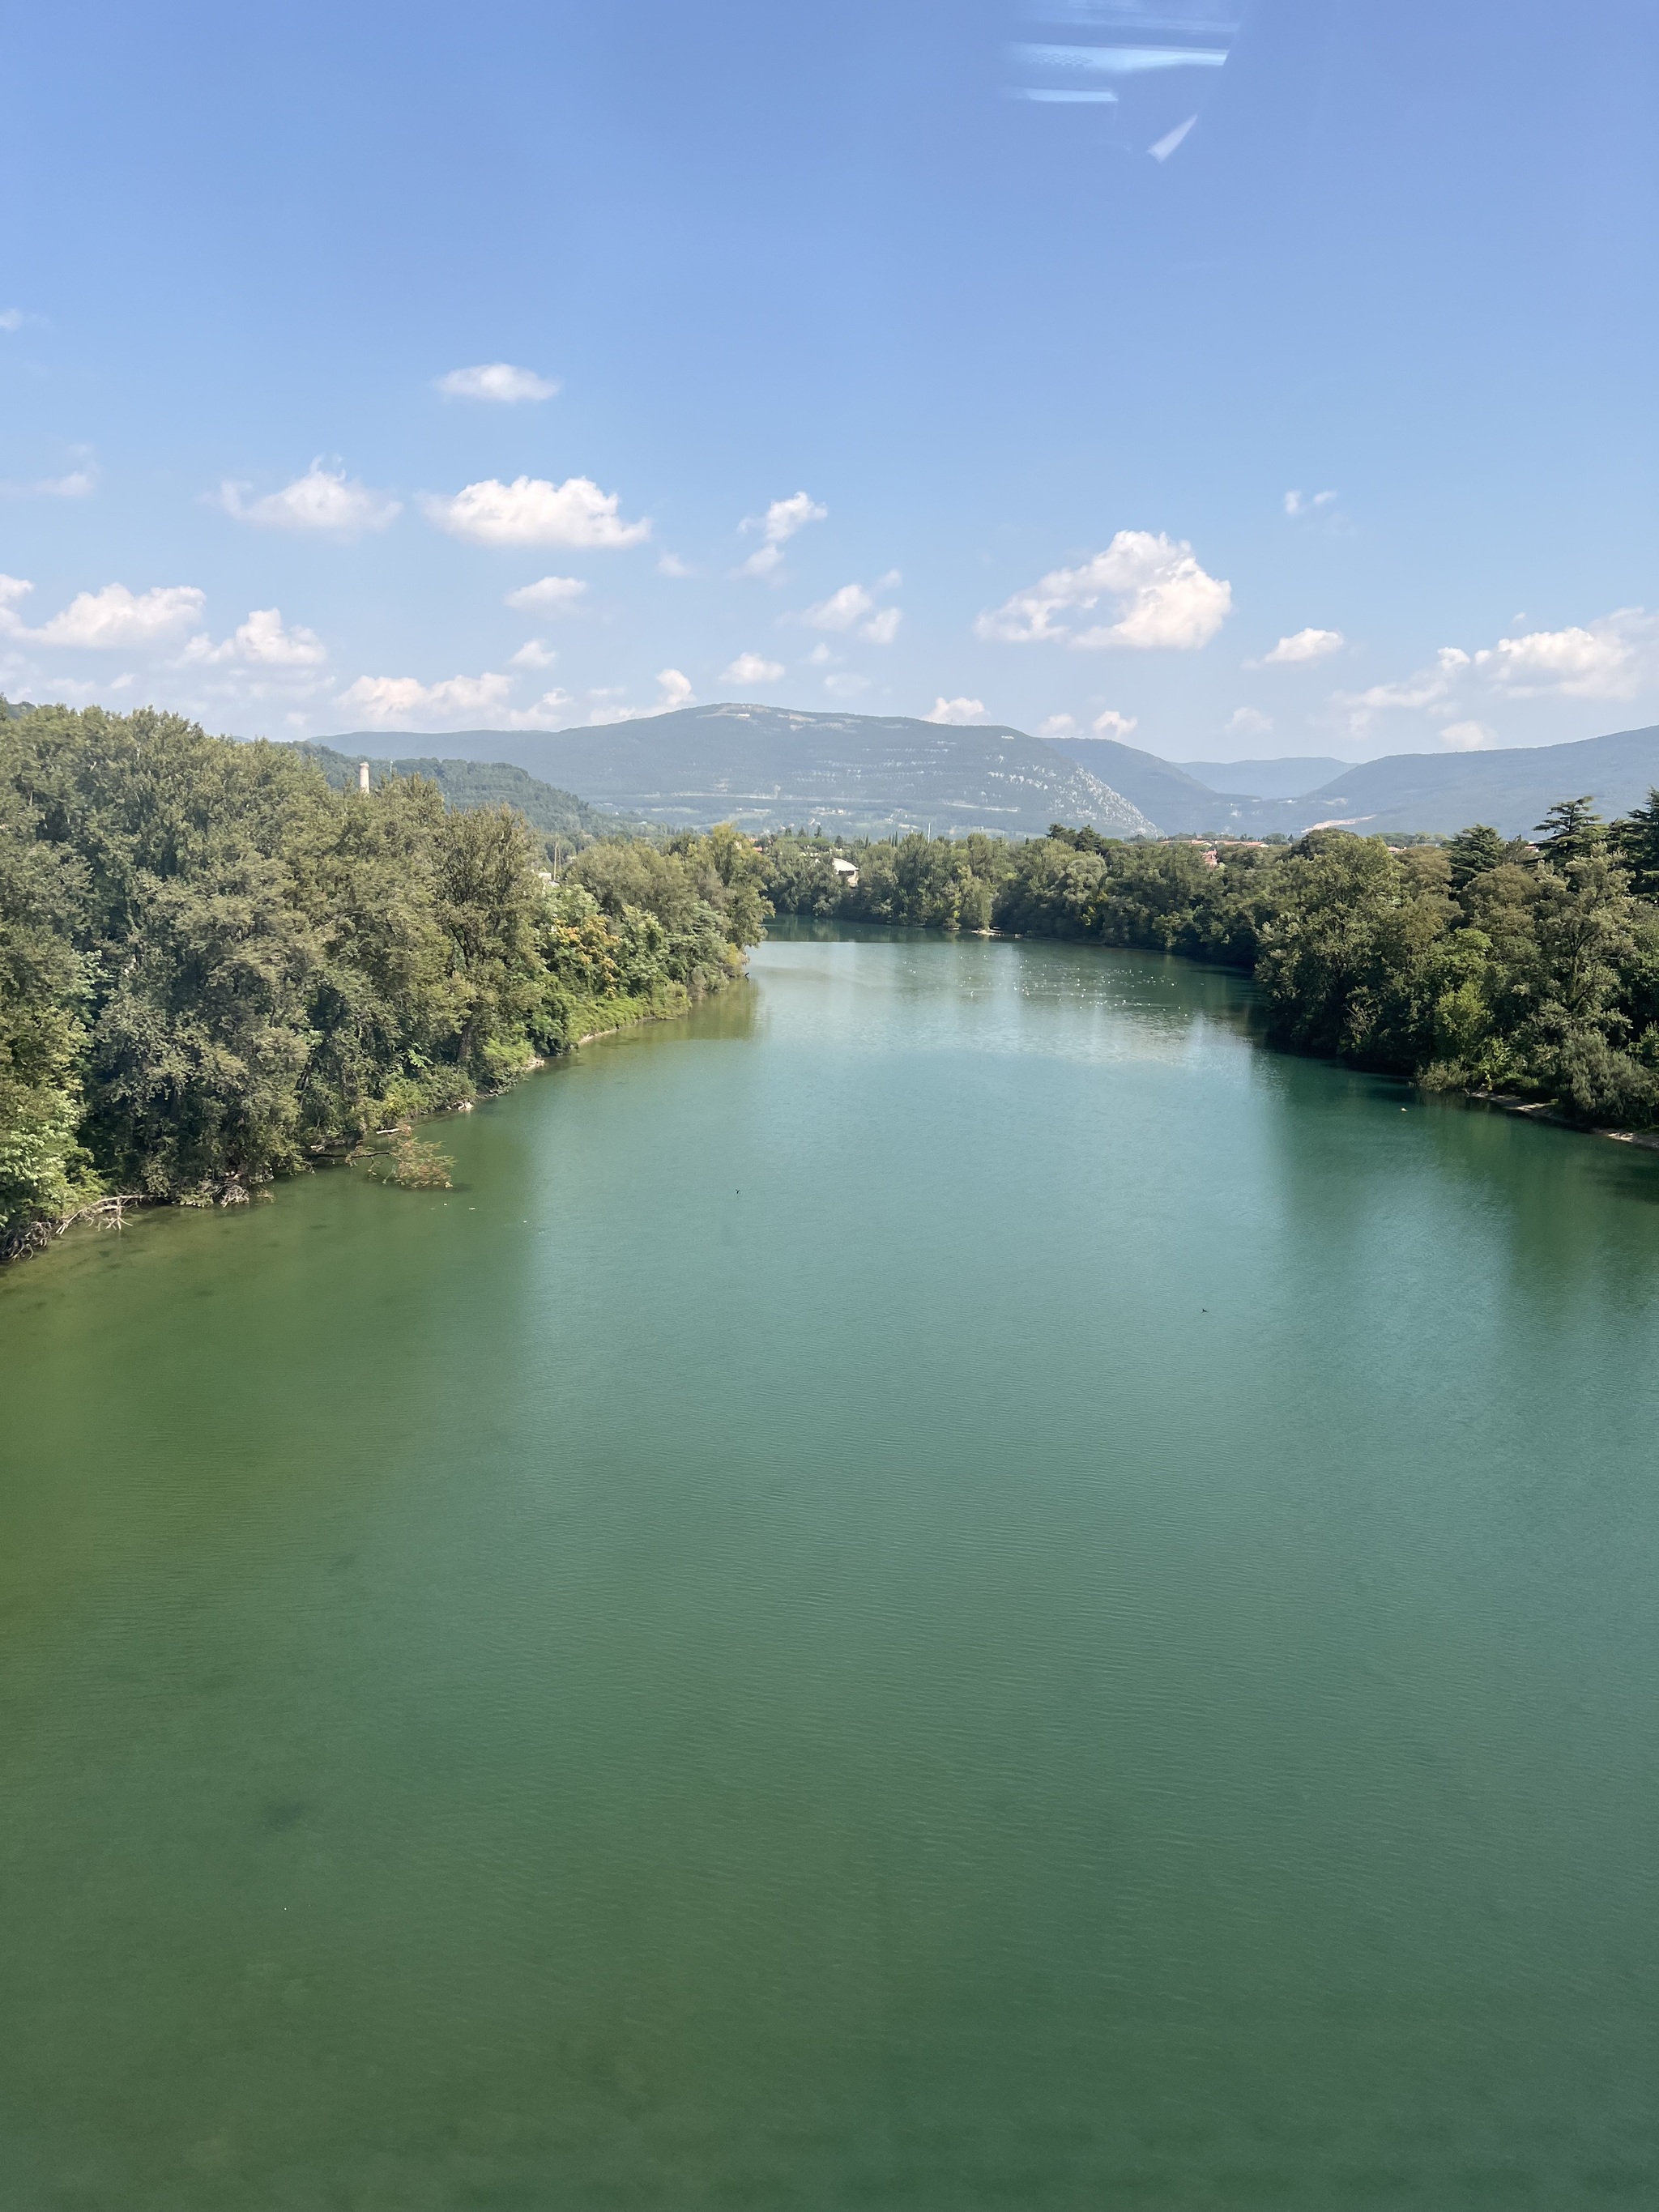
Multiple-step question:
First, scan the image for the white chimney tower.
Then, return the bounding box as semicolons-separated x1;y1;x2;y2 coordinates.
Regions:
357;761;371;794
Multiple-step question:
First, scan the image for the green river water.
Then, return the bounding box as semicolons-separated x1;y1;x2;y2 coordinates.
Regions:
2;926;1658;2210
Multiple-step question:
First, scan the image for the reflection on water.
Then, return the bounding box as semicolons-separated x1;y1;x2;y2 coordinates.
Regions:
2;930;1657;2210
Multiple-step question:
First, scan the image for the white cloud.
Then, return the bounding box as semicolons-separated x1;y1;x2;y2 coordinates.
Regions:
723;651;785;685
510;640;557;669
336;671;514;727
753;490;826;543
220;464;401;534
737;491;826;575
1285;489;1337;518
0;580;207;650
800;581;902;641
585;670;697;724
1339;646;1471;727
975;531;1231;651
1473;611;1656;700
1226;706;1273;737
806;642;834;666
805;583;872;630
658;552;696;578
1092;708;1138;738
0;309;25;332
2;460;96;499
1339;607;1659;741
423;475;649;548
436;363;559;403
1441;721;1497;751
1037;713;1076;736
925;695;987;725
504;574;588;614
181;607;326;667
503;690;574;728
1258;626;1344;667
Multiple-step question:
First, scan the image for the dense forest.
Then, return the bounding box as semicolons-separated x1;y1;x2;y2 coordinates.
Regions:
0;704;763;1259
761;798;1659;1131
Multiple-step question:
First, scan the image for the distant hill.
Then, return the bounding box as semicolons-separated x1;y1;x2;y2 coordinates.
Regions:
307;708;1659;845
1037;737;1227;833
298;744;637;846
1292;723;1659;837
318;704;1156;840
1179;757;1349;800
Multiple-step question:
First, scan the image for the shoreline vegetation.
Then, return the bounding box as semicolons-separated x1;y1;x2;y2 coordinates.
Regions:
757;799;1659;1145
9;699;1659;1265
0;705;764;1262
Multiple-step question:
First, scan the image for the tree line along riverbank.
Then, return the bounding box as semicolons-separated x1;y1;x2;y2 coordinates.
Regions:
758;799;1659;1134
8;700;1659;1264
0;705;766;1260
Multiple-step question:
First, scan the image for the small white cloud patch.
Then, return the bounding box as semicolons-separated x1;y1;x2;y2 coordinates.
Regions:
437;363;560;403
1092;709;1138;737
505;576;588;613
220;465;401;534
723;652;785;685
181;608;326;667
737;491;827;578
336;671;515;727
925;696;987;725
1259;627;1344;667
424;476;649;548
800;581;902;641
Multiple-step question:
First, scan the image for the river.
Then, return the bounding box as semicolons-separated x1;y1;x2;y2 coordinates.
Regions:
3;926;1658;2210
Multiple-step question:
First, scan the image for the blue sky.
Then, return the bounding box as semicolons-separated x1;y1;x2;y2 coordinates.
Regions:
3;0;1656;763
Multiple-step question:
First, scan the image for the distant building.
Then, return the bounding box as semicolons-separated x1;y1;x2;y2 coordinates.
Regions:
357;761;371;793
831;857;859;887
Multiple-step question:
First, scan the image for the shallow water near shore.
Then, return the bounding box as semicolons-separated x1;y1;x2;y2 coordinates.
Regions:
3;926;1659;2210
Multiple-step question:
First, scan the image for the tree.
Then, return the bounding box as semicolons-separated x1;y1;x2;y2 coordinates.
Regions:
1610;788;1659;901
1446;822;1506;890
1533;796;1606;866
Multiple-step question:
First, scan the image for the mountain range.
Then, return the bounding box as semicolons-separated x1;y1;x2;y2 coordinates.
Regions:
313;704;1659;843
322;705;1155;840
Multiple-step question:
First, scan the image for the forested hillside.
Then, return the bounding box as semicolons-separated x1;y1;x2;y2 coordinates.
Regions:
299;744;642;847
762;801;1659;1130
0;703;762;1259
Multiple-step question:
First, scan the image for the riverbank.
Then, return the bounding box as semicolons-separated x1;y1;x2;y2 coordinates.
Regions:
0;703;765;1264
759;820;1659;1147
0;970;736;1264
